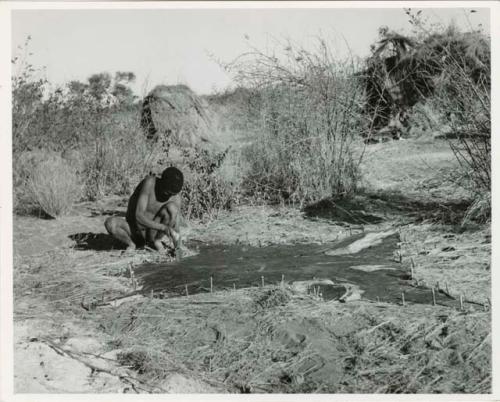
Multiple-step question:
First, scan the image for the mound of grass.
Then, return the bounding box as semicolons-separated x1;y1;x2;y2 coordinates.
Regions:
99;287;490;393
26;154;82;219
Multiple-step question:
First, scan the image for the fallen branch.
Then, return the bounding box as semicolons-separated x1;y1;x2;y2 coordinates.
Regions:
38;337;167;393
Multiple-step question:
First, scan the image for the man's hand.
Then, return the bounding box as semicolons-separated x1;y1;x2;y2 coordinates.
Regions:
169;228;181;249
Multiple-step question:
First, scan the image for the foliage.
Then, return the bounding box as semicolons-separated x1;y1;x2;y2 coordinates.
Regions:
80;113;159;200
226;39;364;205
12;38;154;206
180;147;237;220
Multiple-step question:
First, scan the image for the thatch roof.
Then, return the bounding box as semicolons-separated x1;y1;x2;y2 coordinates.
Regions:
141;84;215;148
361;27;490;132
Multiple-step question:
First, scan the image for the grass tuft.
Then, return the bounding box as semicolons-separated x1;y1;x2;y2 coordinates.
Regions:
26;154;82;218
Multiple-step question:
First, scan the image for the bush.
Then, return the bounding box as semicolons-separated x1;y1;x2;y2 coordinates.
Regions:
180;147;238;220
226;39;364;205
26;154;82;218
79;112;160;200
13;150;50;215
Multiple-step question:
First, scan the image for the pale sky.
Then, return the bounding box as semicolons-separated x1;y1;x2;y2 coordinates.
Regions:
12;6;490;96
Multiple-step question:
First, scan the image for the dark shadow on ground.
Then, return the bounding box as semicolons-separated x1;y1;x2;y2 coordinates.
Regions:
14;205;56;220
303;197;384;225
363;190;470;224
89;209;126;218
69;232;126;251
304;191;471;226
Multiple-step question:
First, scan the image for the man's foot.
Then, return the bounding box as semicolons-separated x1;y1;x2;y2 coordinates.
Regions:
174;247;184;260
122;244;136;255
153;241;166;253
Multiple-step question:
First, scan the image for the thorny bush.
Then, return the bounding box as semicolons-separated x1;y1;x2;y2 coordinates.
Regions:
226;39;365;206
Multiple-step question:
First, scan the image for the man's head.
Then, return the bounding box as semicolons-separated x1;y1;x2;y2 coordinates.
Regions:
156;167;184;201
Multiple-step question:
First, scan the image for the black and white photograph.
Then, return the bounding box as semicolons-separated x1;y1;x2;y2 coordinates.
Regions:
0;1;496;398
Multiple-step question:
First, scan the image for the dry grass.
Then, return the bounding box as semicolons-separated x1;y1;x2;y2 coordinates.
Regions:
98;286;490;393
399;223;490;305
26;154;82;218
80;113;160;200
13;246;173;317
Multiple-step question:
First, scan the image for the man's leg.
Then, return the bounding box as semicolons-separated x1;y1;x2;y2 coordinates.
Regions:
153;211;170;252
104;217;136;250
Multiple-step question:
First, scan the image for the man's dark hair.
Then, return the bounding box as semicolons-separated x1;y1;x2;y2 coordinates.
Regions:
160;166;184;195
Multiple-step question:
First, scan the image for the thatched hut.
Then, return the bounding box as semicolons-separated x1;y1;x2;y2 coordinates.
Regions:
362;27;490;140
141;84;215;148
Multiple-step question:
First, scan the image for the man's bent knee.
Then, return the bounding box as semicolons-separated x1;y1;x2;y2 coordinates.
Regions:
105;217;119;235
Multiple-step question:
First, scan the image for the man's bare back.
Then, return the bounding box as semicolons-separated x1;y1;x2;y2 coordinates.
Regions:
105;167;183;251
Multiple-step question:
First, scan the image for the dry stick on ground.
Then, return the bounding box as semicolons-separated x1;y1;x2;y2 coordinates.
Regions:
410;257;415;280
402;292;405;306
465;333;491;362
432;288;436;306
39;338;166;393
128;263;137;291
365;320;392;334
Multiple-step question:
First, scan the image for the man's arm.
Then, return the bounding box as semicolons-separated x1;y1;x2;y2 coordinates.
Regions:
135;179;167;232
165;202;181;249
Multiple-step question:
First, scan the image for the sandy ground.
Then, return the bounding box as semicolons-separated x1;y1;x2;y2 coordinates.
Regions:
12;137;491;394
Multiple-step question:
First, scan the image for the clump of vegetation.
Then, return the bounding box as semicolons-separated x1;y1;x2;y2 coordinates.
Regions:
180;147;237;220
26;154;82;218
254;287;291;310
225;39;365;206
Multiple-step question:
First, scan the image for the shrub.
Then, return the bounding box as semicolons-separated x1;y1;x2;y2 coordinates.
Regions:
80;112;159;200
13;150;50;215
180;147;238;220
26;154;82;218
430;33;490;196
226;39;364;205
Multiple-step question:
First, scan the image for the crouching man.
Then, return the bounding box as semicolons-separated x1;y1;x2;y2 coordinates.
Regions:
105;167;183;253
